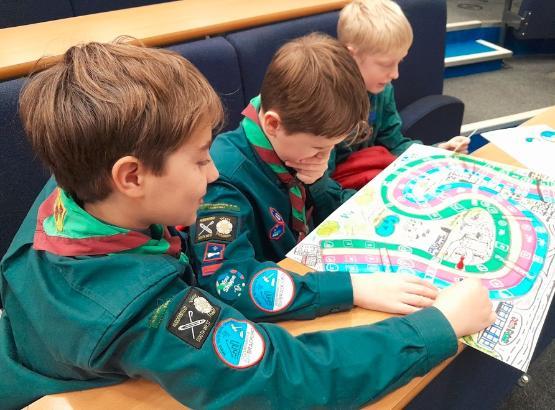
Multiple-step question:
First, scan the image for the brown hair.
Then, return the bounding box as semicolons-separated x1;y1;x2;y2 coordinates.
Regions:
260;33;370;142
20;41;223;203
338;0;413;56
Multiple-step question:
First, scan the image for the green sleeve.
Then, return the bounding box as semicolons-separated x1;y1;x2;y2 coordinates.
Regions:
101;288;459;408
189;181;353;322
307;173;356;224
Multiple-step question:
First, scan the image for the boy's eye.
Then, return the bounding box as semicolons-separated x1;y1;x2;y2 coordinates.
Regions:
198;159;211;166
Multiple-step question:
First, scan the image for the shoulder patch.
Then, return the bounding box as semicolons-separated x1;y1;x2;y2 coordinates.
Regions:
212;319;265;368
195;215;239;243
167;288;221;349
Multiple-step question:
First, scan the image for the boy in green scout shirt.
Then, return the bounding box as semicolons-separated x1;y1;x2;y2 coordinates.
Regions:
191;34;447;321
333;0;469;173
0;41;495;409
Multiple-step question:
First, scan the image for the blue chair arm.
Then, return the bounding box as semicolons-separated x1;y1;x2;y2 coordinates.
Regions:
399;94;465;145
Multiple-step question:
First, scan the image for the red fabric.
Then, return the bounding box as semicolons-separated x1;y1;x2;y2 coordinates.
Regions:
332;146;396;190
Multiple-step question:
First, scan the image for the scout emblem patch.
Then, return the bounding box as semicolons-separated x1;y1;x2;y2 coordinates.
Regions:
269;207;284;223
203;242;226;263
216;269;246;301
195;215;238;243
249;268;295;313
269;223;285;240
268;207;285;240
213;319;265;368
167;288;221;349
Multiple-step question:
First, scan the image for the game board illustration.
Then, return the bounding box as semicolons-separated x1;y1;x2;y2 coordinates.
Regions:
483;124;555;177
287;144;555;371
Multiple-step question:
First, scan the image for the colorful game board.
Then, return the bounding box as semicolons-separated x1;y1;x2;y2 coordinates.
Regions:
287;144;555;371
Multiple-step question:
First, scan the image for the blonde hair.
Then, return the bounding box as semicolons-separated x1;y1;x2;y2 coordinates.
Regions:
20;41;223;203
338;0;413;55
260;33;369;143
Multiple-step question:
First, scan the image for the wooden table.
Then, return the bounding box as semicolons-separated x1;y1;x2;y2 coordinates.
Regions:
26;108;555;409
0;0;349;81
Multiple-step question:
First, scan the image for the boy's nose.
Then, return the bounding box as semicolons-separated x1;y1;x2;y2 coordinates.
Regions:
207;160;219;183
390;65;399;80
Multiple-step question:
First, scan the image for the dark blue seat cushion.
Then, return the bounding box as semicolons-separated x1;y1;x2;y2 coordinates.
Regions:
69;0;170;16
167;37;245;132
0;78;49;258
0;0;73;28
226;11;339;103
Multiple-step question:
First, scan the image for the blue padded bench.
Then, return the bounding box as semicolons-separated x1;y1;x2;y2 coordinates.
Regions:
167;37;245;133
0;0;171;28
0;77;49;258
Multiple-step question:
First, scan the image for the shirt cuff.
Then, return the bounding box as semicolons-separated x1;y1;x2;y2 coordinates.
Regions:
315;270;354;317
403;306;459;367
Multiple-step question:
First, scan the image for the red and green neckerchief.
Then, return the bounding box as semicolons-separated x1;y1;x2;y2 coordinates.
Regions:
241;95;309;241
34;187;186;262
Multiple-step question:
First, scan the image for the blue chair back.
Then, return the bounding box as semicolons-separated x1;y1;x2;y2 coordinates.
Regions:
167;37;245;132
226;11;339;104
0;0;73;28
0;78;49;258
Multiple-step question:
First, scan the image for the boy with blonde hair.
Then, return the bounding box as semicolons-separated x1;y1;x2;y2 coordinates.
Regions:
1;41;494;409
334;0;468;187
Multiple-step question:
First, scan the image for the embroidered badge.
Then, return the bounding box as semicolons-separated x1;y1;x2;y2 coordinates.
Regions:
203;242;226;263
167;288;221;349
269;207;284;223
53;190;67;232
199;203;240;212
216;270;246;301
249;268;295;313
148;298;172;329
212;319;265;368
269;222;285;240
195;215;238;243
202;263;222;277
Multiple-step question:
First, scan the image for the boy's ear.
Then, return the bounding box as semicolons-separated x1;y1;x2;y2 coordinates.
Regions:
111;156;146;198
261;110;282;138
346;45;356;56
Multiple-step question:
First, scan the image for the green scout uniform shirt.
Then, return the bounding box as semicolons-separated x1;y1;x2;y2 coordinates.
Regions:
332;83;423;168
0;180;458;409
189;114;357;322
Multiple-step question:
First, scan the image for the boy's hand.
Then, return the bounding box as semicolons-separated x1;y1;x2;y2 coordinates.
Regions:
437;136;470;154
433;278;496;338
285;152;331;185
351;273;438;314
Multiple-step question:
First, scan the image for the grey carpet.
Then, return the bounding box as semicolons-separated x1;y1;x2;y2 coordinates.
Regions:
498;340;555;409
447;0;522;24
443;55;555;124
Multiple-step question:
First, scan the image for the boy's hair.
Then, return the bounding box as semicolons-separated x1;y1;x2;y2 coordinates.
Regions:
338;0;413;55
260;33;370;142
20;41;223;203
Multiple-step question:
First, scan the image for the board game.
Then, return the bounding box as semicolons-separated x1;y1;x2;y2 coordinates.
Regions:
287;144;555;371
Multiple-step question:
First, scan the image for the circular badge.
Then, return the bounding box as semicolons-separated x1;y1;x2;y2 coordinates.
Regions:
249;268;295;313
213;319;265;368
215;270;246;301
216;218;233;235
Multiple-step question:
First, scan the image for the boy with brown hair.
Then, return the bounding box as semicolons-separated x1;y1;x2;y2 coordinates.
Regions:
0;41;494;409
333;0;469;188
190;33;445;320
